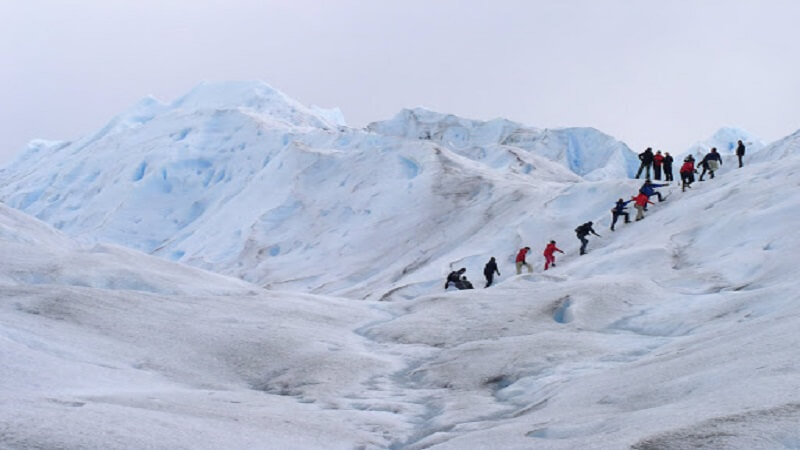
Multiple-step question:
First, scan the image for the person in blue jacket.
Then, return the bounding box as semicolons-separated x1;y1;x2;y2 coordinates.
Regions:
639;179;667;210
610;198;632;231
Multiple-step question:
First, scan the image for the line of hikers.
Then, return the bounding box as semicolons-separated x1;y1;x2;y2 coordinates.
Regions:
445;179;659;290
445;242;566;290
445;141;747;290
635;141;746;183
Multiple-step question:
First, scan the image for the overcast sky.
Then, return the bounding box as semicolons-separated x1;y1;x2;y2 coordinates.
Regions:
2;0;799;163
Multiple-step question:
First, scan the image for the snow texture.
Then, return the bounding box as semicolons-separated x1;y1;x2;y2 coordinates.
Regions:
1;80;800;449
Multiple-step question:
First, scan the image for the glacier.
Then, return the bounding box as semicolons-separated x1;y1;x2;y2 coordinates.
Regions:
1;80;799;449
0;81;642;299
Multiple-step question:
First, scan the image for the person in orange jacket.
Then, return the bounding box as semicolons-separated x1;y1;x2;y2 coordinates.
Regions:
632;192;655;221
543;240;564;270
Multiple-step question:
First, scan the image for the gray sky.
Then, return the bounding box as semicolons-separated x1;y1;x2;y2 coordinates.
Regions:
2;0;799;164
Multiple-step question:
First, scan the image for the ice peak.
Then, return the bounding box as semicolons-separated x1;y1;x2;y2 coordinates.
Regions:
170;81;342;128
172;81;288;111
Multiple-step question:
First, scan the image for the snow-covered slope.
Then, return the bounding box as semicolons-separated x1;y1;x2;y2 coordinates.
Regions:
0;82;638;298
0;202;407;449
3;142;800;448
751;128;800;162
366;150;800;449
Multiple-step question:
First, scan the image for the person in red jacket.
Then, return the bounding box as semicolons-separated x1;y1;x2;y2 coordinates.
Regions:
680;155;696;192
632;192;655;221
543;240;564;270
515;247;533;274
653;150;665;180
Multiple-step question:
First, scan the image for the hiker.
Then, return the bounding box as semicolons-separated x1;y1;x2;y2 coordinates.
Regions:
543;240;564;270
699;147;722;181
632;192;655;221
663;152;674;182
575;222;601;255
736;140;746;168
456;276;474;290
680;155;696;192
445;268;466;290
610;198;632;231
653;150;665;180
515;247;533;274
639;179;668;210
635;147;654;179
483;257;500;288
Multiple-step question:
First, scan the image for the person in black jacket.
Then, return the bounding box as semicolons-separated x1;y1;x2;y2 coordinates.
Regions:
483;257;500;288
736;140;746;168
699;148;722;181
575;221;601;255
456;276;474;290
445;268;466;290
635;147;654;179
610;198;632;231
663;152;674;182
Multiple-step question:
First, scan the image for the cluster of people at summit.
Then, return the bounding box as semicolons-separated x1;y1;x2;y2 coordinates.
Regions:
444;140;747;291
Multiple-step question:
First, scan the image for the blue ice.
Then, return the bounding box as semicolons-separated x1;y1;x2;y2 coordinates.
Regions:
132;162;147;181
398;156;420;179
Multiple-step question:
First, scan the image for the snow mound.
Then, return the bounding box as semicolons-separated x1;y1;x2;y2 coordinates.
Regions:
0;203;254;295
0;202;402;449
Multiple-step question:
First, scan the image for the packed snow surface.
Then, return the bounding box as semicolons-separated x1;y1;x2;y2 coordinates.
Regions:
1;81;799;449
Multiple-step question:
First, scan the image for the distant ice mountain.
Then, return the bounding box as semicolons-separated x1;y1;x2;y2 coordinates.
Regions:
684;126;765;160
367;108;639;180
0;81;639;297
